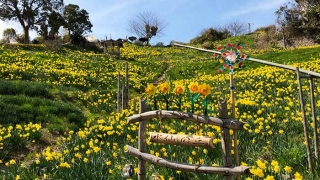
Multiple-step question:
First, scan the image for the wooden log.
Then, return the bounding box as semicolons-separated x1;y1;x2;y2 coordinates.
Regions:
126;145;251;176
219;99;233;180
149;132;214;148
127;110;247;130
138;98;147;180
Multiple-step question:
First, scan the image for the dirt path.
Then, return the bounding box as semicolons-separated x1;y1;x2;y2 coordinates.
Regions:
154;64;170;84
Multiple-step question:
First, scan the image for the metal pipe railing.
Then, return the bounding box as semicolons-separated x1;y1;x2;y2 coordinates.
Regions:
173;43;320;78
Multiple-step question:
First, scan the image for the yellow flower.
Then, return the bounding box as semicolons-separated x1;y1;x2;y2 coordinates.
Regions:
174;83;184;95
75;152;82;159
145;84;157;95
198;83;211;96
294;172;303;180
264;175;275;180
284;166;292;173
278;129;284;134
271;160;278;167
191;150;196;156
188;82;199;93
9;159;16;165
159;82;170;94
106;161;112;166
59;162;71;168
255;168;264;178
93;146;101;153
15;175;21;180
241;162;248;166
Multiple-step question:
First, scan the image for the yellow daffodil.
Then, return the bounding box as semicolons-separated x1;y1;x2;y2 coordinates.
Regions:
294;172;303;180
145;84;157;95
284;166;292;173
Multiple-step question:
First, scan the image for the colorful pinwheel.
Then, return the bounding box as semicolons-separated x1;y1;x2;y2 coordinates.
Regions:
215;43;249;74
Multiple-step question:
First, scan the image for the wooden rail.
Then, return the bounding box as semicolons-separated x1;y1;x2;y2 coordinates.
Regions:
127;110;247;130
126;145;251;176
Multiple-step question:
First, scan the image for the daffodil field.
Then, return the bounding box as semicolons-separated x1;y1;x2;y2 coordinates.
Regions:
0;42;320;179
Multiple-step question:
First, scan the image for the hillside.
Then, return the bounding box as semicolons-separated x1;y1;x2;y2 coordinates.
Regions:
0;42;320;179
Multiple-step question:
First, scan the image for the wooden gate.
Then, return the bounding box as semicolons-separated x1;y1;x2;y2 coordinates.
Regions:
125;99;251;179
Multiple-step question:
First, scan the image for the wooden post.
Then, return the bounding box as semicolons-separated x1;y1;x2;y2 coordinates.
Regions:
138;98;147;180
309;76;319;160
296;67;313;173
117;72;121;112
229;74;239;167
123;62;129;109
219;99;233;180
122;85;125;109
117;44;121;56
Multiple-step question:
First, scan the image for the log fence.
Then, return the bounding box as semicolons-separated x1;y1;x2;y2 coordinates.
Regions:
125;99;251;180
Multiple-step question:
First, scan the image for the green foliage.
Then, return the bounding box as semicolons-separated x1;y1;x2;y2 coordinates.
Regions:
1;42;320;179
0;0;64;44
304;4;320;43
63;4;92;45
190;28;230;48
2;28;16;43
0;95;85;130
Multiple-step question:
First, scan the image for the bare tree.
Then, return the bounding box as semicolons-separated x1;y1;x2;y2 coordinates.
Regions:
127;11;167;45
223;20;248;36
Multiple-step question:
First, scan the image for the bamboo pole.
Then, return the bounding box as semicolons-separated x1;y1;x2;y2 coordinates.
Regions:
219;99;233;180
122;84;125;109
123;62;129;109
296;67;313;173
127;110;247;130
229;74;239;168
126;145;252;176
309;76;319;160
173;43;320;78
138;98;147;180
117;72;121;112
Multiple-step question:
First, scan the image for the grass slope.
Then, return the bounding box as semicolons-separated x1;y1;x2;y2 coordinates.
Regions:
0;42;319;179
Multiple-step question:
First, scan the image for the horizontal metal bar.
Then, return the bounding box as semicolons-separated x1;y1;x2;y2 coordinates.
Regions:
173;43;320;78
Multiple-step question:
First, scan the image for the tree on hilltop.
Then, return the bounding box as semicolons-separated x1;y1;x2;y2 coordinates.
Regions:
224;20;248;37
0;0;64;44
38;10;65;40
128;11;168;45
63;4;93;45
2;28;16;43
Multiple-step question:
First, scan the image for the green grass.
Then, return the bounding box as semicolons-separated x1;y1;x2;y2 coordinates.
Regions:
1;42;320;179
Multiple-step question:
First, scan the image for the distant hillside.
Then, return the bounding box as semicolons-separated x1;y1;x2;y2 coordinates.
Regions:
190;25;318;53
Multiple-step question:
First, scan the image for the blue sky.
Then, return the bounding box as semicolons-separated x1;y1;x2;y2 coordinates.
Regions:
0;0;289;45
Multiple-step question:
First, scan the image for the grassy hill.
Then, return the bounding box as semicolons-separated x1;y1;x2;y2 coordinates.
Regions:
0;42;320;179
